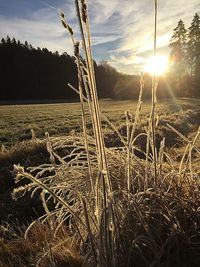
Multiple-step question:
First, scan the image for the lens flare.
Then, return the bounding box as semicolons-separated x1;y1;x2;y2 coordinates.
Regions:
144;55;169;75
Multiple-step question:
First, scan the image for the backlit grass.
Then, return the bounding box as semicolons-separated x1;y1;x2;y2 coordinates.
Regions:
0;98;199;147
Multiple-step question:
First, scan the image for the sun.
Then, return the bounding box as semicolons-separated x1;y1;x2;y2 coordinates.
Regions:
144;55;169;75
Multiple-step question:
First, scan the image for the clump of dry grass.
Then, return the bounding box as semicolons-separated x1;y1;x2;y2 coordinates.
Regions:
0;222;82;267
12;131;200;266
10;1;200;267
0;138;46;166
0;136;47;198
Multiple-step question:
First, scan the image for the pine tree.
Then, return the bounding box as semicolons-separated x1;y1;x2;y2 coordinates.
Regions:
169;19;187;96
11;37;16;44
187;13;200;96
1;38;6;44
24;40;29;48
6;35;11;44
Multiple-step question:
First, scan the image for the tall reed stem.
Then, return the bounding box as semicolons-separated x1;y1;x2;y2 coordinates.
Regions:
60;13;94;194
151;0;158;190
74;0;111;197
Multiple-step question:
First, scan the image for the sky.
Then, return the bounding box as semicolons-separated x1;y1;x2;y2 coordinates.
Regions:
0;0;200;74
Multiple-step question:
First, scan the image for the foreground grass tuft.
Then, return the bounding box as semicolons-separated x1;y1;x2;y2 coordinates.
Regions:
0;222;83;267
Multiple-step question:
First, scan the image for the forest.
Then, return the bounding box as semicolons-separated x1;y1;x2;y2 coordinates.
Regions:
0;37;139;101
169;13;200;97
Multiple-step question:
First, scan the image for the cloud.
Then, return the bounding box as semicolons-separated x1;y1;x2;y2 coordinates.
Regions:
0;0;200;74
0;5;74;53
101;0;200;74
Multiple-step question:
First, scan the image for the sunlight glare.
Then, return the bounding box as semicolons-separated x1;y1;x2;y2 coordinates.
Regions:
144;55;169;75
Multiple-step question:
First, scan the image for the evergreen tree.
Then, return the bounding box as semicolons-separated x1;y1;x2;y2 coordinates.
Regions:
24;40;29;48
11;37;16;44
6;35;11;43
1;38;6;44
187;13;200;96
53;51;59;56
169;19;187;96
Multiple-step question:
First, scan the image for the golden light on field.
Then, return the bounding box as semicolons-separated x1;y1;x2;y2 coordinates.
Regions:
144;55;169;75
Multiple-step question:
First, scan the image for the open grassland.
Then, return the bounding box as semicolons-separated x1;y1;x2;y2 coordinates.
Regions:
0;98;199;222
0;98;200;147
0;97;200;267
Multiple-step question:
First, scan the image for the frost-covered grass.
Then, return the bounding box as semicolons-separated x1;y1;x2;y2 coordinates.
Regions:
0;98;199;147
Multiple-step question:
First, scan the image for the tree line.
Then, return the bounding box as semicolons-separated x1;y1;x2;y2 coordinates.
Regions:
169;13;200;97
0;36;174;102
0;37;141;101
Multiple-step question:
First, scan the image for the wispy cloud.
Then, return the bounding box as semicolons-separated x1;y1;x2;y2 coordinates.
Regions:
100;0;200;73
0;0;200;74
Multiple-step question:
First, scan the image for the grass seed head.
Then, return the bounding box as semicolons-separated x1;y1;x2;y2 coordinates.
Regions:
81;0;87;23
74;42;80;57
68;24;74;36
61;19;67;29
60;11;65;19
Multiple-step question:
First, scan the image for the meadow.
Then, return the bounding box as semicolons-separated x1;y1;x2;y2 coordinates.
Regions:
1;98;199;147
1;97;199;267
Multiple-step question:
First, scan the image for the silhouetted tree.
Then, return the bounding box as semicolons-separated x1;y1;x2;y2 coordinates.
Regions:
24;40;29;48
169;20;187;96
1;38;6;44
187;13;200;96
6;35;11;43
11;38;16;44
95;61;123;98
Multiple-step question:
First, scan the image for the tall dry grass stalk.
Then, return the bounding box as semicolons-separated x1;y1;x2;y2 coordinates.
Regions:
12;1;200;266
146;0;158;191
75;0;111;191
